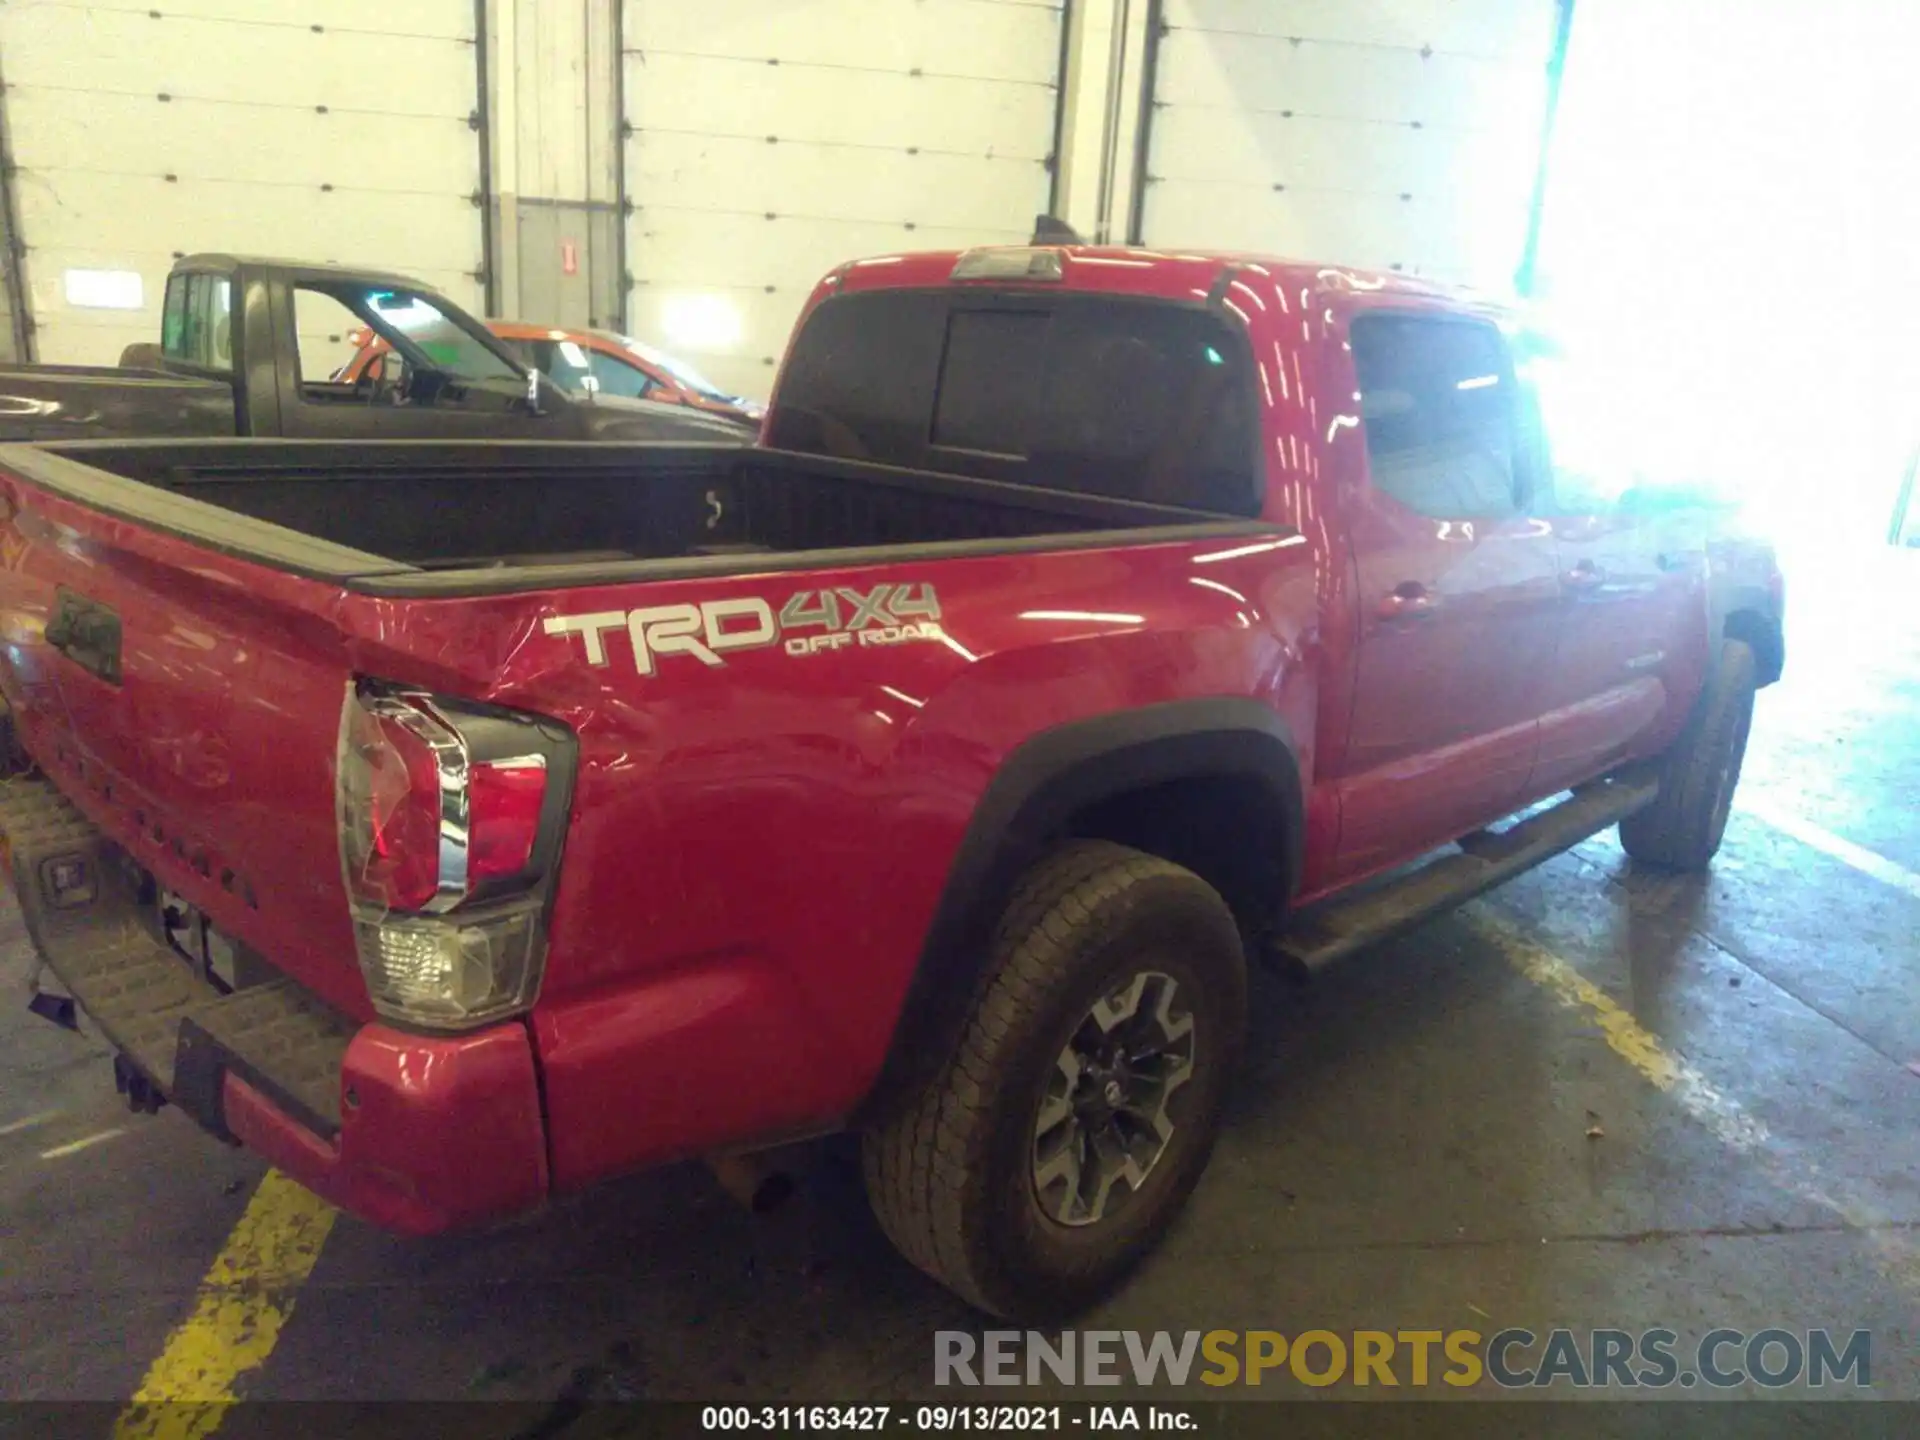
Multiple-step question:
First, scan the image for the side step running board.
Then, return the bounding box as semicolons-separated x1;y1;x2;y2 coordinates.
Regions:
1275;770;1660;973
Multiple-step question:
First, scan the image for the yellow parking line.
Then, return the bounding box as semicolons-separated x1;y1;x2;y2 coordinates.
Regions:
1470;906;1920;1294
111;1170;337;1440
86;897;1911;1437
1473;909;1769;1150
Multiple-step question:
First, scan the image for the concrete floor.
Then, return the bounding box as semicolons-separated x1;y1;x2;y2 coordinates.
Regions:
2;544;1916;1421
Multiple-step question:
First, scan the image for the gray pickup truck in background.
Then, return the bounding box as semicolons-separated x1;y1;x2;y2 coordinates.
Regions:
0;254;752;445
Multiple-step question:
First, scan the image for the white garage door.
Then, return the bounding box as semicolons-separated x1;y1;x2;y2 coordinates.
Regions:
1138;0;1559;289
2;0;486;367
621;0;1066;402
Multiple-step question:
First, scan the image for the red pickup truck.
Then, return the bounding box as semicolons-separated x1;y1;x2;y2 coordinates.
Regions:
0;245;1784;1320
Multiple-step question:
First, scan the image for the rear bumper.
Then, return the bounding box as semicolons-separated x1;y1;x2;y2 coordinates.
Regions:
224;1022;547;1235
0;770;548;1234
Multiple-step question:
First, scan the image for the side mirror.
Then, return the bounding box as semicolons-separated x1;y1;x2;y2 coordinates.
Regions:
579;374;600;402
524;366;548;417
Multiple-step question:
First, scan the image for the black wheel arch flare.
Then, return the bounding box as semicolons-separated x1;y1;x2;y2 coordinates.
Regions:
856;697;1304;1124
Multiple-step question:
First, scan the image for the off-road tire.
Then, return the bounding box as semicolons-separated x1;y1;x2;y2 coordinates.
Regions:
862;841;1247;1320
1619;639;1758;870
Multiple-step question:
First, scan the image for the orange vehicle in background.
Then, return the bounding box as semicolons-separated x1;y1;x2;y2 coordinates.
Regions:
338;320;764;426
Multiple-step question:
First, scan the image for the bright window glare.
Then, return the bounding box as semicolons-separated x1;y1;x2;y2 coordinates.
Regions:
64;268;143;310
1535;0;1920;552
625;336;734;401
367;293;438;330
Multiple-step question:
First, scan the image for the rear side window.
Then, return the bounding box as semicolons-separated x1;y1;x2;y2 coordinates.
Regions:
931;310;1049;452
1350;313;1518;518
161;275;187;356
586;349;655;399
767;290;950;469
522;338;592;392
162;273;233;373
767;289;1259;513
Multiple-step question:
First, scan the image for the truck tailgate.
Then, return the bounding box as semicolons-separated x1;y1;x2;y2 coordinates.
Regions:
0;466;372;1023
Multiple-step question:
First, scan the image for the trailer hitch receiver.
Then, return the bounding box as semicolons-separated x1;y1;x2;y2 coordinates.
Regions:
113;1053;168;1116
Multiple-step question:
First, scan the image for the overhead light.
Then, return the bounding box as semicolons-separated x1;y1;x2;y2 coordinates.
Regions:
64;268;144;310
660;294;743;350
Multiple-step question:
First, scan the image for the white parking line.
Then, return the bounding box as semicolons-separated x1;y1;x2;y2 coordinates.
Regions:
0;1109;59;1136
38;1127;126;1160
1741;796;1920;902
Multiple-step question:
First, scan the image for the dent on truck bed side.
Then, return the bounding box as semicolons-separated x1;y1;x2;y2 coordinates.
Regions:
856;696;1304;1122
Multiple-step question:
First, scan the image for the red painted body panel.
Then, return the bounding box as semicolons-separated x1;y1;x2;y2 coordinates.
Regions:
0;492;376;1022
0;245;1781;1233
344;536;1320;1187
224;1021;547;1234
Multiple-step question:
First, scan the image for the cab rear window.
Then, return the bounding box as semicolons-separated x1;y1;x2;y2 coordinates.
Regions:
766;289;1260;515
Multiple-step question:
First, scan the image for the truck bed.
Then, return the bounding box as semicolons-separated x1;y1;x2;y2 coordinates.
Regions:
4;438;1268;594
0;366;236;443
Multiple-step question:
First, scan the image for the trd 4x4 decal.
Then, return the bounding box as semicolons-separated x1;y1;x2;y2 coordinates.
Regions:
543;582;944;676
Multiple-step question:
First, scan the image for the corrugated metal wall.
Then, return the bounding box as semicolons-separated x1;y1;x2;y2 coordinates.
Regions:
1135;0;1559;289
0;0;488;367
619;0;1068;400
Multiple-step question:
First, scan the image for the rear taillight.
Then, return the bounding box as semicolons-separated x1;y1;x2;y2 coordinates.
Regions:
349;701;452;913
338;683;573;1031
469;759;547;882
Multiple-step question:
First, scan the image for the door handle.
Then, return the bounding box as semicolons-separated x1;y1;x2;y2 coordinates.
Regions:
1376;584;1438;621
1563;560;1605;591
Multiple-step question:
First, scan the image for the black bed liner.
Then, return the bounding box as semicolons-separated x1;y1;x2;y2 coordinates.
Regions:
0;438;1288;598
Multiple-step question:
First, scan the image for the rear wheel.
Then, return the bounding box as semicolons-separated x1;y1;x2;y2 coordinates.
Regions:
862;841;1247;1319
1619;639;1758;870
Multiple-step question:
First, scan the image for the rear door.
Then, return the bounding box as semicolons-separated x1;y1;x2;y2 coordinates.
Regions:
1330;307;1562;879
1522;362;1711;793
